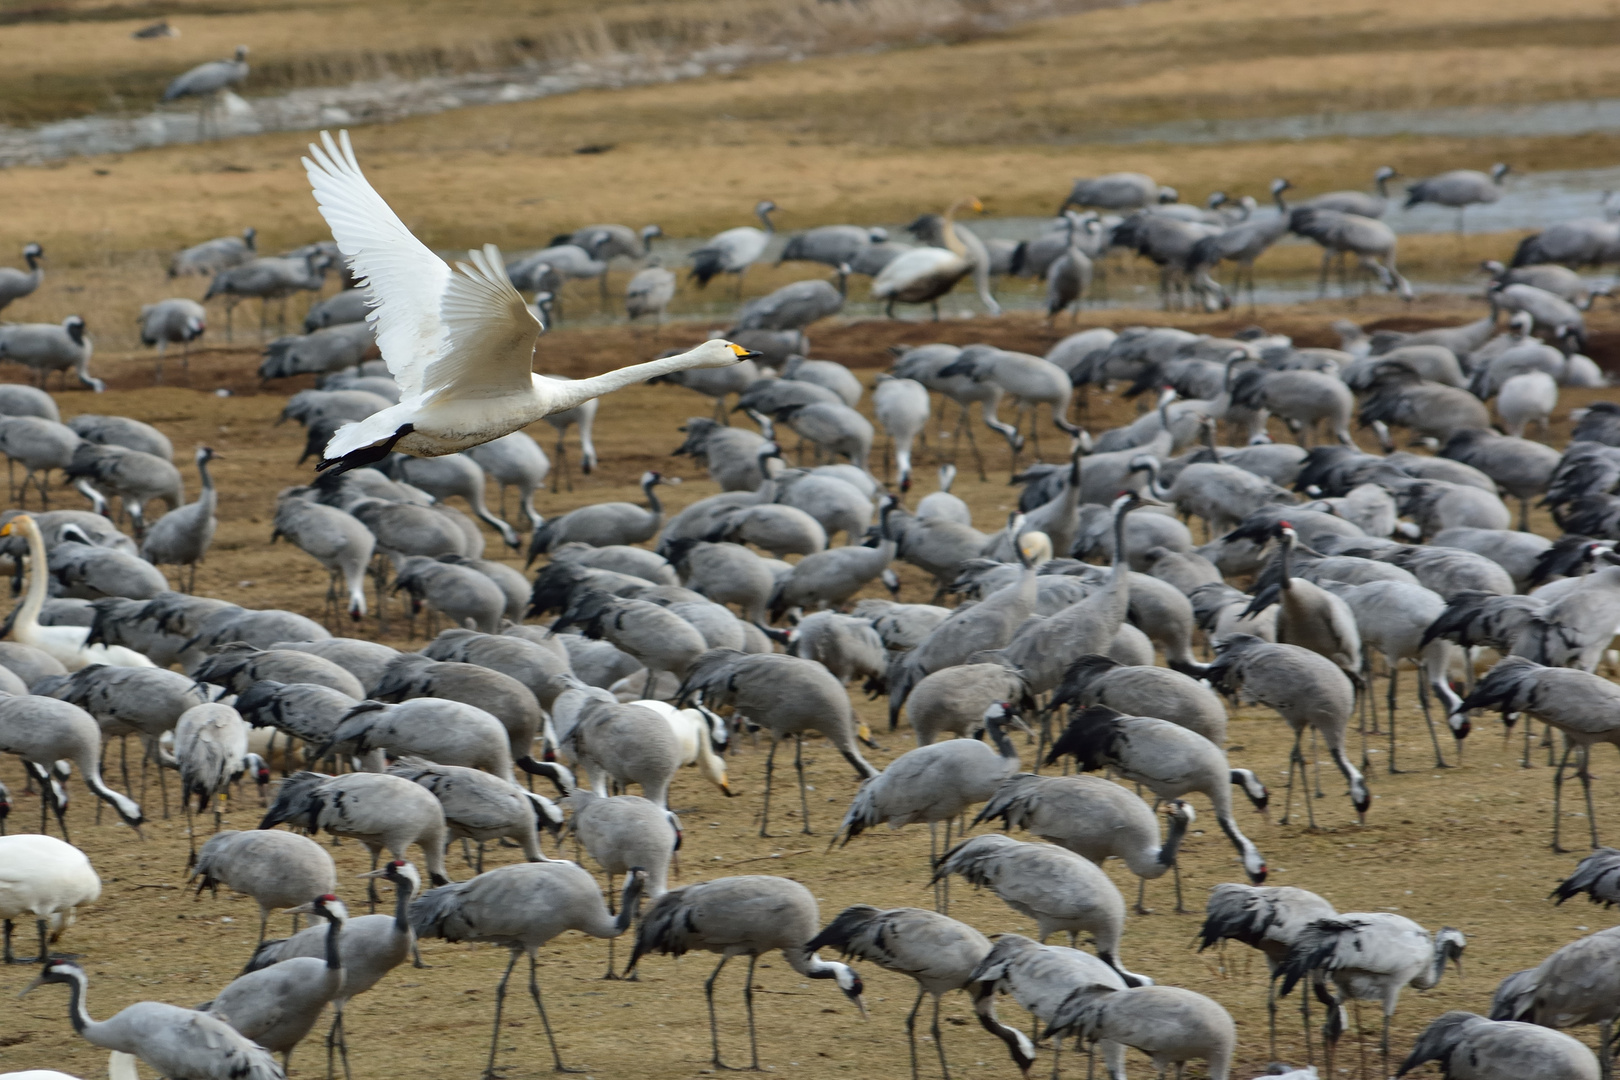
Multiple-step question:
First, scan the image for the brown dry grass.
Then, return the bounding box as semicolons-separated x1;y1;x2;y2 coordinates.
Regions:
2;304;1620;1080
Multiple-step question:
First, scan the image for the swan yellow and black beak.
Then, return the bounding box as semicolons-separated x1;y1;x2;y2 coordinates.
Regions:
728;344;764;362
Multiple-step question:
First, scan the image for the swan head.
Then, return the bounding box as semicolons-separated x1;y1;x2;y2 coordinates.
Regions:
691;339;762;369
0;514;32;539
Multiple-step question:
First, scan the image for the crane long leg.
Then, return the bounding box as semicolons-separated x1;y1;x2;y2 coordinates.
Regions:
930;994;951;1080
744;953;762;1070
1416;672;1449;768
904;986;925;1080
326;1003;351;1080
1553;741;1575;852
759;740;778;838
484;950;519;1079
529;951;584;1073
795;733;813;835
705;954;734;1069
1387;665;1402;774
1579;742;1601;849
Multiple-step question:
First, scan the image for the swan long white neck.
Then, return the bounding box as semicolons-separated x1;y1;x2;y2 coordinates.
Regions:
538;350;739;415
13;515;48;642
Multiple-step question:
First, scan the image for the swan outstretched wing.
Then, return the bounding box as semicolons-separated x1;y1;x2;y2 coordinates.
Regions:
422;244;542;399
302;129;448;398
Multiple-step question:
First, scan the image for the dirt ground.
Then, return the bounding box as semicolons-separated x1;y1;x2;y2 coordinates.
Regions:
3;302;1620;1080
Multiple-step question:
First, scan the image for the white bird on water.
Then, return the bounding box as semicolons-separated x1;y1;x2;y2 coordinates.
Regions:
300;130;757;474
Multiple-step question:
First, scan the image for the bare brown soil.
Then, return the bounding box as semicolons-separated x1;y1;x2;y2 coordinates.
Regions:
2;306;1619;1080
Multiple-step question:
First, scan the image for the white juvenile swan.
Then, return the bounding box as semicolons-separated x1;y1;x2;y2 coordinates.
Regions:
0;515;155;670
301;130;757;473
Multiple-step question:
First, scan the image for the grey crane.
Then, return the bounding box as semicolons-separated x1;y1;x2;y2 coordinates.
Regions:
1430;526;1553;592
23;959;284;1080
466;431;550;532
1238;520;1363;676
690;200;777;293
344;498;466;603
1110;211;1225;311
1187;179;1294;309
1491;281;1589;349
938;346;1079;462
809;905;989;1080
203;893;347;1069
662;538;776;624
192;829;337;941
977;772;1194;915
565;787;677;975
733;277;843;332
46;533;168;601
420;627;570;706
389;555;505;633
1133;455;1295;537
260;770;450;890
1405;163;1510;232
901;662;1034;746
270;492;375;623
0;693;143;838
1047;984;1236;1080
0;243;44;312
1552;846;1620;908
1358;365;1491;452
141;446;217;591
671;419;773;492
538;388;599;492
1496;369;1559;438
1455;657;1620;849
889;341;1020;479
778;224;882;268
303;288;369;332
969;933;1132;1078
1198;882;1339;1062
781;609;887;686
163;45;250;134
269;637;397;696
767;534;896;618
0;416;80;507
184;604;330;654
258;323;374;381
1048;704;1268;902
781;356;863;408
63;442;181;536
678;648;878;834
389;758;560;868
1398;1011;1600;1080
772;401;873;470
873;375;931;493
170;227;256;278
1277;914;1466;1078
137;298;208;383
173;702;252;855
1206;635;1367;827
0;381;59;422
243;861;421;1080
625;259;676;328
555;694;682;806
1441;428;1560;532
932;833;1146;984
411;862;647;1073
318;698;514;782
1059;172;1159;212
527;471;673;558
1049;649;1227;740
1290;208;1411;299
1491;926;1620;1071
385;454;518;549
1301;166;1398;218
1044;213;1098;321
916;464;971;525
0;316;102;392
372;652;541;774
548;586;707;697
204;249;331;342
626;874;864;1069
1231;365;1354;448
838;702;1028;910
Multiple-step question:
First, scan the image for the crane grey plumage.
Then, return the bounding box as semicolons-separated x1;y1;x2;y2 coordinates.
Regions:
420;628;570;707
259;770;450;889
463;432;549;533
259;323;374;382
270;492;375;623
548;585;706;698
203;251;330;342
838;702;1026;910
191;829;337;941
243;860;421;1079
63;442;181;536
1048;704;1267;902
1206;634;1367;827
193;643;364;702
137;298;208;382
625;260;676;326
1198;882;1338;1061
564;788;677;975
23;959;284;1080
411;862;646;1073
1059;172;1159;212
1276;914;1466;1078
45;533;168;600
163;44;249;134
690;200;777;291
389;758;560;868
140;446;217;591
626;874;863;1070
527;471;674;558
384;453;517;549
302;288;370;332
977;772;1194;915
0;316;103;392
555;694;681;807
171;227;256;278
678;648;878;835
778;224;880;268
1404;163;1510;232
782;610;887;685
1049;654;1227;743
1454;657;1620;849
1046;984;1236;1080
0;416;81;508
0;243;44;312
733;278;843;332
173;702;252;855
1490;925;1620;1065
768;534;895;618
969;934;1131;1077
931;833;1146;985
69;414;171;461
1290;207;1411;299
372;652;542;773
202;894;347;1066
390;555;505;633
1399;1010;1600;1080
808;905;989;1080
318;698;514;782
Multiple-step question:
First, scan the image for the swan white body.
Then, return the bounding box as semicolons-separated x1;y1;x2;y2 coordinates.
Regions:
301;131;753;472
0;834;101;946
0;515;154;670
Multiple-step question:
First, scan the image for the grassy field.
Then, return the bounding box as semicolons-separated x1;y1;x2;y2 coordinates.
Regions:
1;308;1619;1080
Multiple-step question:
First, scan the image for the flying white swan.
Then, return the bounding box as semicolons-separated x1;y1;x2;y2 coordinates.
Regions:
0;515;155;669
301;130;757;473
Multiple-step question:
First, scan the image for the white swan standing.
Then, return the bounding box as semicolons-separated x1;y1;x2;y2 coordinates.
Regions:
301;131;758;473
0;515;155;670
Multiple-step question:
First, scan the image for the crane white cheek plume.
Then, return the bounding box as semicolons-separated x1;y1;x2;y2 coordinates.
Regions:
298;131;759;475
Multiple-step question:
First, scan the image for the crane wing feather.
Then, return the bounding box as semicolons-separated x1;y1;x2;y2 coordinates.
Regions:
302;129;448;399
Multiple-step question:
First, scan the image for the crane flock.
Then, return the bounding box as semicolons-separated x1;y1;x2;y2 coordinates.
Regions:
3;120;1620;1080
